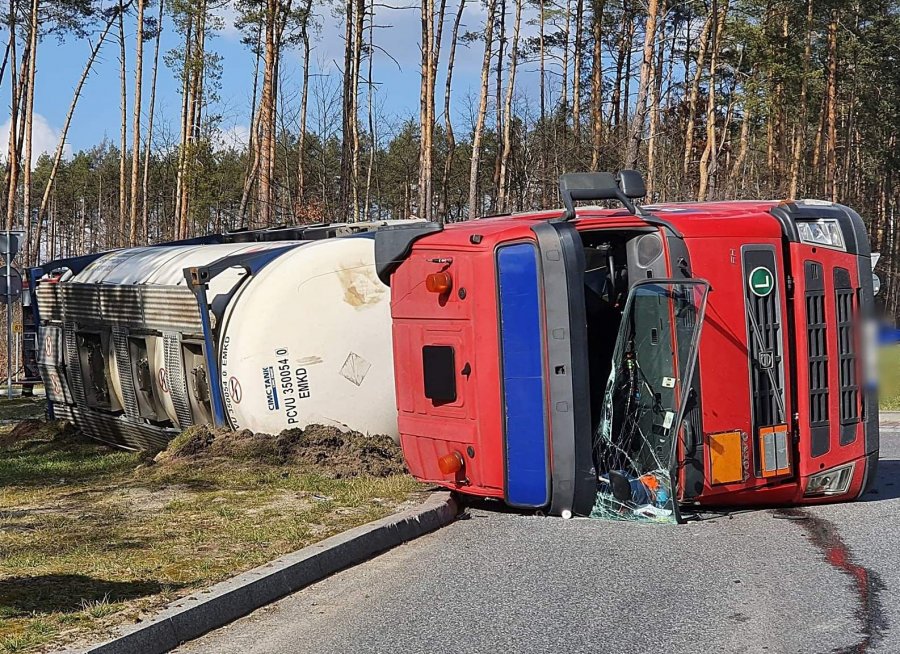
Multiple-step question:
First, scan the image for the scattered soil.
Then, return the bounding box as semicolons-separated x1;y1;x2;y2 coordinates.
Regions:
2;418;76;444
156;423;407;478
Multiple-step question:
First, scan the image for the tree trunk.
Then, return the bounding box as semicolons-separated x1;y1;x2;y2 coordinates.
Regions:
788;0;814;199
728;100;752;190
491;0;506;213
128;0;146;246
350;0;363;220
497;0;522;212
621;9;634;135
418;0;434;221
364;0;376;218
646;3;665;198
179;1;206;238
610;3;627;130
5;3;20;233
572;0;583;144
14;42;28;181
141;0;164;243
561;0;570;118
21;0;38;263
467;0;496;220
239;24;262;226
296;0;312;210
539;0;546;206
624;0;659;170
339;0;354;221
439;0;466;223
697;0;726;201
174;10;193;237
0;39;10;91
824;9;839;202
257;0;278;226
590;0;604;169
118;0;128;246
682;13;712;177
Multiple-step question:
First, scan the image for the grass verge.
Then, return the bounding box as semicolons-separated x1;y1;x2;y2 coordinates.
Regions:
880;346;900;411
0;406;422;653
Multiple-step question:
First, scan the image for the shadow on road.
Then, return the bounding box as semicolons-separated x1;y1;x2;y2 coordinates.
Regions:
859;459;900;503
454;458;900;516
455;494;543;517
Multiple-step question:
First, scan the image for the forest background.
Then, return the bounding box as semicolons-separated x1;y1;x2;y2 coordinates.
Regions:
2;0;899;319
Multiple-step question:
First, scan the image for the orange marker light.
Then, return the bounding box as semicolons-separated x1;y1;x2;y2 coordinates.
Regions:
426;272;453;294
438;451;464;475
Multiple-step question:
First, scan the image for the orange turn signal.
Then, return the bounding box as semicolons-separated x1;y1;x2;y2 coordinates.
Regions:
426;272;453;294
438;451;464;475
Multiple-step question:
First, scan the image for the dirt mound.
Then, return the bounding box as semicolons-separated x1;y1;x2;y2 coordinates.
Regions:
3;419;76;444
273;425;407;478
157;424;407;478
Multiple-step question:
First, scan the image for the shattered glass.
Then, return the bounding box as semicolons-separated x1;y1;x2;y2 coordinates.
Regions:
591;280;709;524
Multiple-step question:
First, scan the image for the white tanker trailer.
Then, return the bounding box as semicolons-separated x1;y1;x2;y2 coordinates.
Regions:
30;222;413;450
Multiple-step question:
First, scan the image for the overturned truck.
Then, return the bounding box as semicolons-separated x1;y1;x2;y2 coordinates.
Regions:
31;222;406;450
30;172;880;521
376;171;880;521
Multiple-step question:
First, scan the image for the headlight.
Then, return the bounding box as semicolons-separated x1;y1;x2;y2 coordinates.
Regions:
797;219;846;250
805;462;855;497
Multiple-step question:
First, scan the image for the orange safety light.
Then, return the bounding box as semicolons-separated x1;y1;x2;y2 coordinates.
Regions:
437;451;464;475
426;271;453;294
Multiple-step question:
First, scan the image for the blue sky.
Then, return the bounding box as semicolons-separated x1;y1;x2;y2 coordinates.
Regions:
2;0;563;162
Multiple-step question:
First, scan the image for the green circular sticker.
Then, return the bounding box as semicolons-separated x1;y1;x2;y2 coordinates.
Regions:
749;266;774;297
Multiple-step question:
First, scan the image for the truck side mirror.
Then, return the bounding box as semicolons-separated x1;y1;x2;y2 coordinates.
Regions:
618;170;647;199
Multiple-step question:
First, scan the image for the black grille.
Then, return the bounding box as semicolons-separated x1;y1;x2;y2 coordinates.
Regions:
744;250;786;429
834;267;859;444
744;248;787;477
806;293;829;424
805;261;830;457
748;289;785;427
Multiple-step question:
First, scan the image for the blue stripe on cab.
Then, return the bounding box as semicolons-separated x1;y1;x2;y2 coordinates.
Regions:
497;243;549;508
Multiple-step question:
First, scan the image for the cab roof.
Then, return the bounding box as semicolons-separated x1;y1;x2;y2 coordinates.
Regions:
437;200;788;242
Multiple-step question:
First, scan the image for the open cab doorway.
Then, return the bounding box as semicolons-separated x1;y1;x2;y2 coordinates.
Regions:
534;214;710;522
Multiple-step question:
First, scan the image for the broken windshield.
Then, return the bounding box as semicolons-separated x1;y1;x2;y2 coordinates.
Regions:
591;280;709;524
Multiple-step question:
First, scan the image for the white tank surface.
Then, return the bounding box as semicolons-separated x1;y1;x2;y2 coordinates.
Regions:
73;241;287;290
217;237;398;437
40;230;402;445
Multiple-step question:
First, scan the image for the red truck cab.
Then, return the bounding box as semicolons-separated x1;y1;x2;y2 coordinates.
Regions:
375;171;879;521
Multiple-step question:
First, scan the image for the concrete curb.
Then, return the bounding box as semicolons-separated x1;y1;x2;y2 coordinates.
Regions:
69;491;458;654
881;411;900;426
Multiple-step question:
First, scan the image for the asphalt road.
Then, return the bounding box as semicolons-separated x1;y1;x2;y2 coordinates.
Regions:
176;425;900;654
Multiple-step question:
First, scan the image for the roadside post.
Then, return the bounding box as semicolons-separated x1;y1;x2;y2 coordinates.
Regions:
0;231;24;399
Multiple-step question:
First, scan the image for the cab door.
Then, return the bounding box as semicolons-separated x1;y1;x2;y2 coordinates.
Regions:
593;278;709;523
